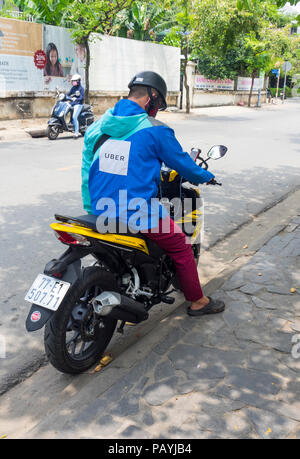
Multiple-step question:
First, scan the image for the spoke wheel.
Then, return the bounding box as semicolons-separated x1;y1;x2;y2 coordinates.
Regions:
44;267;117;374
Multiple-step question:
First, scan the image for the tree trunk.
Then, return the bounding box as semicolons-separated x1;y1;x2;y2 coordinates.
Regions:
84;37;90;104
183;42;190;114
248;70;255;107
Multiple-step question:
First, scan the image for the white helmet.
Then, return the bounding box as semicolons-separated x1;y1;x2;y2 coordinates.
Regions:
71;73;81;82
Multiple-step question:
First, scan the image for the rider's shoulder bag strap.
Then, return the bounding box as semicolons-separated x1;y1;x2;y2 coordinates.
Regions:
93;133;111;155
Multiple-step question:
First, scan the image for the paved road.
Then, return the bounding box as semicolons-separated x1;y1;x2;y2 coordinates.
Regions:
1;213;300;439
0;100;299;393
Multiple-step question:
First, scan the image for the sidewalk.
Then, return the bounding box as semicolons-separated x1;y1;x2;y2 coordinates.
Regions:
0;117;48;142
9;214;299;439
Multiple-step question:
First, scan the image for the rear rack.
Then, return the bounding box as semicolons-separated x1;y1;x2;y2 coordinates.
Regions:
54;214;92;229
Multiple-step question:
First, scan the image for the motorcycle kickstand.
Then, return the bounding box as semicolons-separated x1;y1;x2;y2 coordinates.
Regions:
117;320;126;334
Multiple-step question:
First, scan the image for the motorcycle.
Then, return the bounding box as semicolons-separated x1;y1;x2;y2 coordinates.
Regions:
25;145;227;374
46;90;94;140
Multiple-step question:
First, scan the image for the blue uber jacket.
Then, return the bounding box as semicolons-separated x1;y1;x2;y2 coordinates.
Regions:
81;99;214;230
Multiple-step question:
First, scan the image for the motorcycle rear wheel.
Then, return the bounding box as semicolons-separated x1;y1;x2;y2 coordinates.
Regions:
47;125;60;140
44;267;117;374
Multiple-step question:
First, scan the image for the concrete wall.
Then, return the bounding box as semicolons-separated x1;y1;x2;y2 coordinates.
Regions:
0;18;181;120
192;89;266;107
89;34;180;93
0;90;180;120
183;62;266;109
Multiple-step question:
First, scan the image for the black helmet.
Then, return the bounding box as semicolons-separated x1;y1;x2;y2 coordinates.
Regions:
128;71;167;110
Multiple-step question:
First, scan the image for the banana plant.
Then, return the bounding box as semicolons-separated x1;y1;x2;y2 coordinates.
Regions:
12;0;72;26
113;1;177;41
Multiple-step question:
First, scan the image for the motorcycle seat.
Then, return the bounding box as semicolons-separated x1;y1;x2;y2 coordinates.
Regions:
54;214;147;239
82;104;91;111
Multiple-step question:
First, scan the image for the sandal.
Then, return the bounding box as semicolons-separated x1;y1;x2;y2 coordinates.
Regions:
187;296;225;316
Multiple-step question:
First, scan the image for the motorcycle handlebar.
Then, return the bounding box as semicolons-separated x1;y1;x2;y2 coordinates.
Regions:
197;156;222;185
206;178;222;186
198;159;209;170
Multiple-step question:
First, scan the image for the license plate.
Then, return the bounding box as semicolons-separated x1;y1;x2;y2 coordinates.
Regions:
25;274;71;311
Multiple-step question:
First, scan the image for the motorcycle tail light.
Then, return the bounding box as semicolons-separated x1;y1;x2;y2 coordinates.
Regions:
54;230;91;246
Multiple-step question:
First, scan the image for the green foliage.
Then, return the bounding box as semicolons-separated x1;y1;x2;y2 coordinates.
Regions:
237;0;299;10
190;0;300;80
66;0;135;43
9;0;72;26
161;0;193;48
237;0;300;8
112;0;176;41
192;39;253;79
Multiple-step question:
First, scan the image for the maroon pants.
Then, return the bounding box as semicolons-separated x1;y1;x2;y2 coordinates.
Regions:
142;216;203;302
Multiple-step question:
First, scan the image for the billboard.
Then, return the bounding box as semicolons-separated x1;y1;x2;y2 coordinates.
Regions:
237;76;264;91
0;17;44;92
0;18;180;95
195;75;234;91
0;18;86;93
42;24;86;91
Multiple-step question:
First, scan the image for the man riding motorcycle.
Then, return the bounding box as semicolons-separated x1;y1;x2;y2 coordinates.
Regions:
81;71;225;316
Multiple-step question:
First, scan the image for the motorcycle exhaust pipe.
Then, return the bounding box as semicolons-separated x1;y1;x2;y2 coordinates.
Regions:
92;291;149;323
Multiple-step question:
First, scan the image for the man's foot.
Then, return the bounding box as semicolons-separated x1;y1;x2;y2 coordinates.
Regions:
187;296;225;316
190;295;210;310
74;133;81;139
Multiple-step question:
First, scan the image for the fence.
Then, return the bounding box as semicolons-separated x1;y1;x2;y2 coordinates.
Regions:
183;62;267;109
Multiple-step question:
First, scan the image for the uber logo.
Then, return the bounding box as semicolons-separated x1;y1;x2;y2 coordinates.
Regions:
104;153;125;162
100;139;131;176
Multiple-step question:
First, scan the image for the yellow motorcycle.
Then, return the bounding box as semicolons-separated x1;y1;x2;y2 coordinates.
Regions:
25;145;227;374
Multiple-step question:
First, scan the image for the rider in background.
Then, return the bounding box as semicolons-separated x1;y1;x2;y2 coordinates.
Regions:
68;74;84;138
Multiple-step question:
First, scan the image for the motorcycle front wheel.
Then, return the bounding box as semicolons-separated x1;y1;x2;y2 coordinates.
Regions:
47;125;60;140
44;267;117;374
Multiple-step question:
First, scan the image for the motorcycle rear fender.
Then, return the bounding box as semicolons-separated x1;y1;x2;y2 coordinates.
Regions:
26;258;82;332
26;304;55;332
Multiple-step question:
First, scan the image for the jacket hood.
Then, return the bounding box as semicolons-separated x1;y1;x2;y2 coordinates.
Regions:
100;99;148;138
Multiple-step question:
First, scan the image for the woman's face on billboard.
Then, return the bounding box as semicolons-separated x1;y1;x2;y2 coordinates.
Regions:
49;49;58;66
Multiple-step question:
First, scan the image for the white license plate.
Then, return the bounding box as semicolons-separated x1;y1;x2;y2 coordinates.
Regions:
25;274;71;311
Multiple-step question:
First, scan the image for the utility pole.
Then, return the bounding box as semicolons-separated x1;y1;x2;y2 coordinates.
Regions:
275;68;280;102
282;61;292;103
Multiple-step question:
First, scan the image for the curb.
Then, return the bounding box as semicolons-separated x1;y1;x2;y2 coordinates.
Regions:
25;128;47;138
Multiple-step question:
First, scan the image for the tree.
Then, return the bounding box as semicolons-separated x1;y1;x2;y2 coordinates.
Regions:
190;0;299;105
161;0;193;113
243;33;271;106
237;0;300;22
237;0;300;8
65;0;135;103
112;1;176;41
3;0;135;102
4;0;72;26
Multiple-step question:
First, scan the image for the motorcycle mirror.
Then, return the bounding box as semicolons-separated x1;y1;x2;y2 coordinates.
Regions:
207;145;228;160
